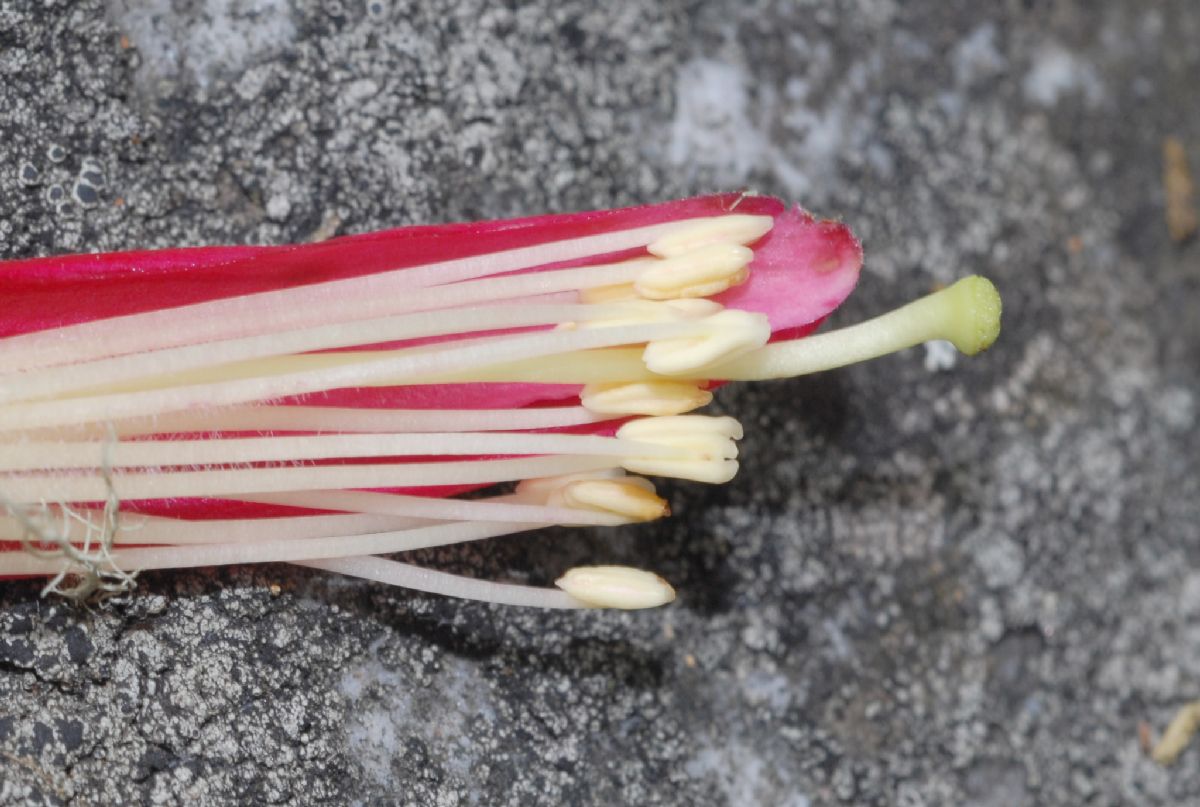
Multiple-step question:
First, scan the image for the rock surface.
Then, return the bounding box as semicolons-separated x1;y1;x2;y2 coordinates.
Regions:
2;0;1199;804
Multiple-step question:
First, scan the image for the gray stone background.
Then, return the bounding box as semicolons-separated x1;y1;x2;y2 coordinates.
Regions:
1;0;1198;804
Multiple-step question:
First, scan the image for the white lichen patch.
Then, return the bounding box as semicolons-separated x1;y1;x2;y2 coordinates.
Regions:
339;640;496;797
1023;43;1105;107
924;339;959;372
953;23;1006;89
107;0;297;87
686;739;811;807
666;58;768;187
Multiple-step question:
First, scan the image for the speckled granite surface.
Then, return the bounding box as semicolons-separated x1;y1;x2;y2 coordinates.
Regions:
2;1;1199;804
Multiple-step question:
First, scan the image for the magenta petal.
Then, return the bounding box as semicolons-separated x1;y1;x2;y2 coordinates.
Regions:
713;205;863;335
288;382;584;411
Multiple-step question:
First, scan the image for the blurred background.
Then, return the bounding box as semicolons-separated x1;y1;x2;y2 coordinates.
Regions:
1;1;1198;804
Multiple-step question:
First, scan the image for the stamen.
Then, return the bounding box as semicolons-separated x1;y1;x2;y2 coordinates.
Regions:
0;455;622;504
0;509;426;546
298;556;592;609
238;489;644;527
0;520;536;575
76;404;608;438
0;430;690;473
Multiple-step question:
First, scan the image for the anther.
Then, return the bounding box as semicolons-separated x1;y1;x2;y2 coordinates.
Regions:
555;565;676;609
634;243;754;300
558;478;669;522
580;381;713;416
647;215;774;258
642;310;770;375
616;415;742;484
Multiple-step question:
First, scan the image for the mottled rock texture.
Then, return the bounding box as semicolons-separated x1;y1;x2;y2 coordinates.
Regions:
2;0;1199;804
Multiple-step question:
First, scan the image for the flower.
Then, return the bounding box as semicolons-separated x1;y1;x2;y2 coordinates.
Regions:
0;194;1000;608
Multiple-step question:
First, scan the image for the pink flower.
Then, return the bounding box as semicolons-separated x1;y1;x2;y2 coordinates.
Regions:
0;194;999;608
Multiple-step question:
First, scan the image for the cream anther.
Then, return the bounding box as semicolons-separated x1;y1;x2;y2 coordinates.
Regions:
515;470;627;504
642;310;770;375
558;479;669;522
646;214;774;258
555;565;676;610
634;244;754;300
620;456;738;484
616;415;743;484
617;414;743;449
580;381;712;416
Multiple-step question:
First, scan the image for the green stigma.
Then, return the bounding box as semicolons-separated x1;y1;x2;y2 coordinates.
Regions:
938;275;1002;356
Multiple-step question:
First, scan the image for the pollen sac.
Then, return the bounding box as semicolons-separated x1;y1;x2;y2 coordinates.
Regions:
580;380;713;416
555;565;676;610
515;470;628;504
646;214;774;258
616;415;743;484
619;456;739;485
634;243;754;300
642;309;770;376
558;478;669;522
